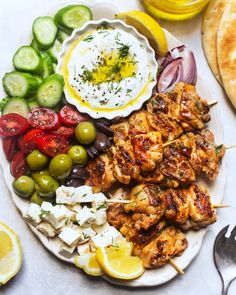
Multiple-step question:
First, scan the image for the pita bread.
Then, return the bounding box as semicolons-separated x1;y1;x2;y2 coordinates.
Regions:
217;0;236;108
202;0;227;85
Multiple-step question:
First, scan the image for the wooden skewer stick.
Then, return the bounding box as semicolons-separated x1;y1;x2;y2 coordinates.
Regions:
106;199;131;204
213;204;230;208
169;259;184;275
208;100;218;107
225;144;236;150
163;139;178;148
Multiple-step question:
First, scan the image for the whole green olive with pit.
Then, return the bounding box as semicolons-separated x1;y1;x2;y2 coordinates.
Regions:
49;154;73;180
31;169;50;183
13;175;35;198
35;175;59;198
31;192;54;206
26;149;49;171
68;145;88;166
75;122;96;145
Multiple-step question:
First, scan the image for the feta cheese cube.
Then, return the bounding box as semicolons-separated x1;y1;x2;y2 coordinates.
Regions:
92;193;107;210
41;201;53;212
56;186;80;205
67;203;82;213
24;203;41;226
77;243;91;255
46;205;68;229
95;209;107;225
75;185;94;203
91;226;122;248
76;206;96;227
92;222;110;234
37;222;56;238
58;242;76;258
59;227;82;246
82;227;96;240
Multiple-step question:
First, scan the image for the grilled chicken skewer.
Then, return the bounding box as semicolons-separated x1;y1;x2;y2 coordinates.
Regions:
85;129;225;192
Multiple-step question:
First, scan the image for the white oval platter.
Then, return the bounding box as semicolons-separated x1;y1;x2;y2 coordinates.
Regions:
0;0;225;288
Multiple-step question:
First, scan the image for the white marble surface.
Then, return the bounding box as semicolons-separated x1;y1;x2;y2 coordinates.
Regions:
1;0;236;294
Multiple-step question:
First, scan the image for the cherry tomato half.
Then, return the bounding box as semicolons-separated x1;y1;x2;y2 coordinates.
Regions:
2;137;17;162
18;129;45;154
11;151;29;178
58;105;88;126
28;108;60;130
35;134;70;157
49;125;75;139
0;113;30;137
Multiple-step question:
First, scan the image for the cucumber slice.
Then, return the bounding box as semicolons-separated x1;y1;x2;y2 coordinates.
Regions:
47;39;62;63
54;5;92;33
0;97;9;112
28;98;39;110
33;16;58;49
40;52;53;78
30;38;41;52
34;75;43;84
36;73;64;108
52;63;57;72
57;30;70;43
13;46;43;74
2;97;30;117
3;71;40;97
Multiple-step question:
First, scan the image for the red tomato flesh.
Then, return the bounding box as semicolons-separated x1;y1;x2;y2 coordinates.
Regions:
18;129;45;154
11;151;29;178
49;125;75;139
58;105;88;126
0;113;30;137
2;137;17;162
35;134;70;157
28;108;60;130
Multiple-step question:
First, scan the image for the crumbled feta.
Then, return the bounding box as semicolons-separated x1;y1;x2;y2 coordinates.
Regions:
77;243;91;255
37;222;56;238
92;193;107;210
59;227;82;246
82;227;96;240
92;222;110;234
58;242;76;258
24;203;41;226
95;209;107;225
76;206;96;227
90;226;123;248
56;186;80;205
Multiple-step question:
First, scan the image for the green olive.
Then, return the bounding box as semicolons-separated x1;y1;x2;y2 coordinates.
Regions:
31;192;54;206
13;176;35;198
68;145;88;166
49;154;73;180
35;175;59;198
26;149;49;171
31;169;50;183
75;122;96;145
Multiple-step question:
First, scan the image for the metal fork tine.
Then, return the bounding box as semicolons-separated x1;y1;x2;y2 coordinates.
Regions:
229;225;236;240
214;225;230;248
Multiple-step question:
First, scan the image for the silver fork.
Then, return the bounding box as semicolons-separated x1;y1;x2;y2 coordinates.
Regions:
214;225;236;295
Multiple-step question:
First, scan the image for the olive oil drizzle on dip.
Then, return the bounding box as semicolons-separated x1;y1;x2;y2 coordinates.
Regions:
62;24;154;112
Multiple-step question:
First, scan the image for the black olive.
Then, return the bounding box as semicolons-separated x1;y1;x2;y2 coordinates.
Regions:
111;116;123;124
94;122;114;137
95;133;111;152
70;166;90;180
65;178;83;187
86;146;99;159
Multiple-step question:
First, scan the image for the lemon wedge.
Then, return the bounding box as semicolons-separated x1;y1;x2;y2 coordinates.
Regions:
75;253;104;276
116;10;168;56
96;240;145;280
0;221;22;285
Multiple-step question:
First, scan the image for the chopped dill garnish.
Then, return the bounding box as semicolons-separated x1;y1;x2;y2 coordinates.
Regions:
111;63;122;74
215;144;223;155
97;203;106;210
126;89;132;97
114;86;122;95
115;31;121;41
80;69;93;82
116;42;130;58
83;35;94;42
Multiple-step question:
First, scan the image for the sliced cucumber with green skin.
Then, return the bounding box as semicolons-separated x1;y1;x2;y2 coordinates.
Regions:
47;39;62;63
28;98;39;110
34;75;43;84
36;73;64;108
30;38;41;53
40;52;53;78
33;16;58;50
3;71;41;97
13;46;43;74
2;97;30;117
52;63;57;72
54;5;92;33
57;30;70;43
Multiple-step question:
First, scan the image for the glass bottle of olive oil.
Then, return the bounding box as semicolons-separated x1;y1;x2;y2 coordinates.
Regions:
141;0;210;21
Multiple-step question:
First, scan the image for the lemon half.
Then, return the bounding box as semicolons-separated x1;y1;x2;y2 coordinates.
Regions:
75;253;104;276
96;240;144;280
0;221;22;285
116;10;168;56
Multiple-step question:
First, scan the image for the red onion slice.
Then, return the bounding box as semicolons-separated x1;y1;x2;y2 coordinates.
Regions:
157;57;183;93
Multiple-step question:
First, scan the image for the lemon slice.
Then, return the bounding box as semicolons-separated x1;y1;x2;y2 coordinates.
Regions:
96;240;145;280
116;10;168;56
0;221;22;285
75;253;104;276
